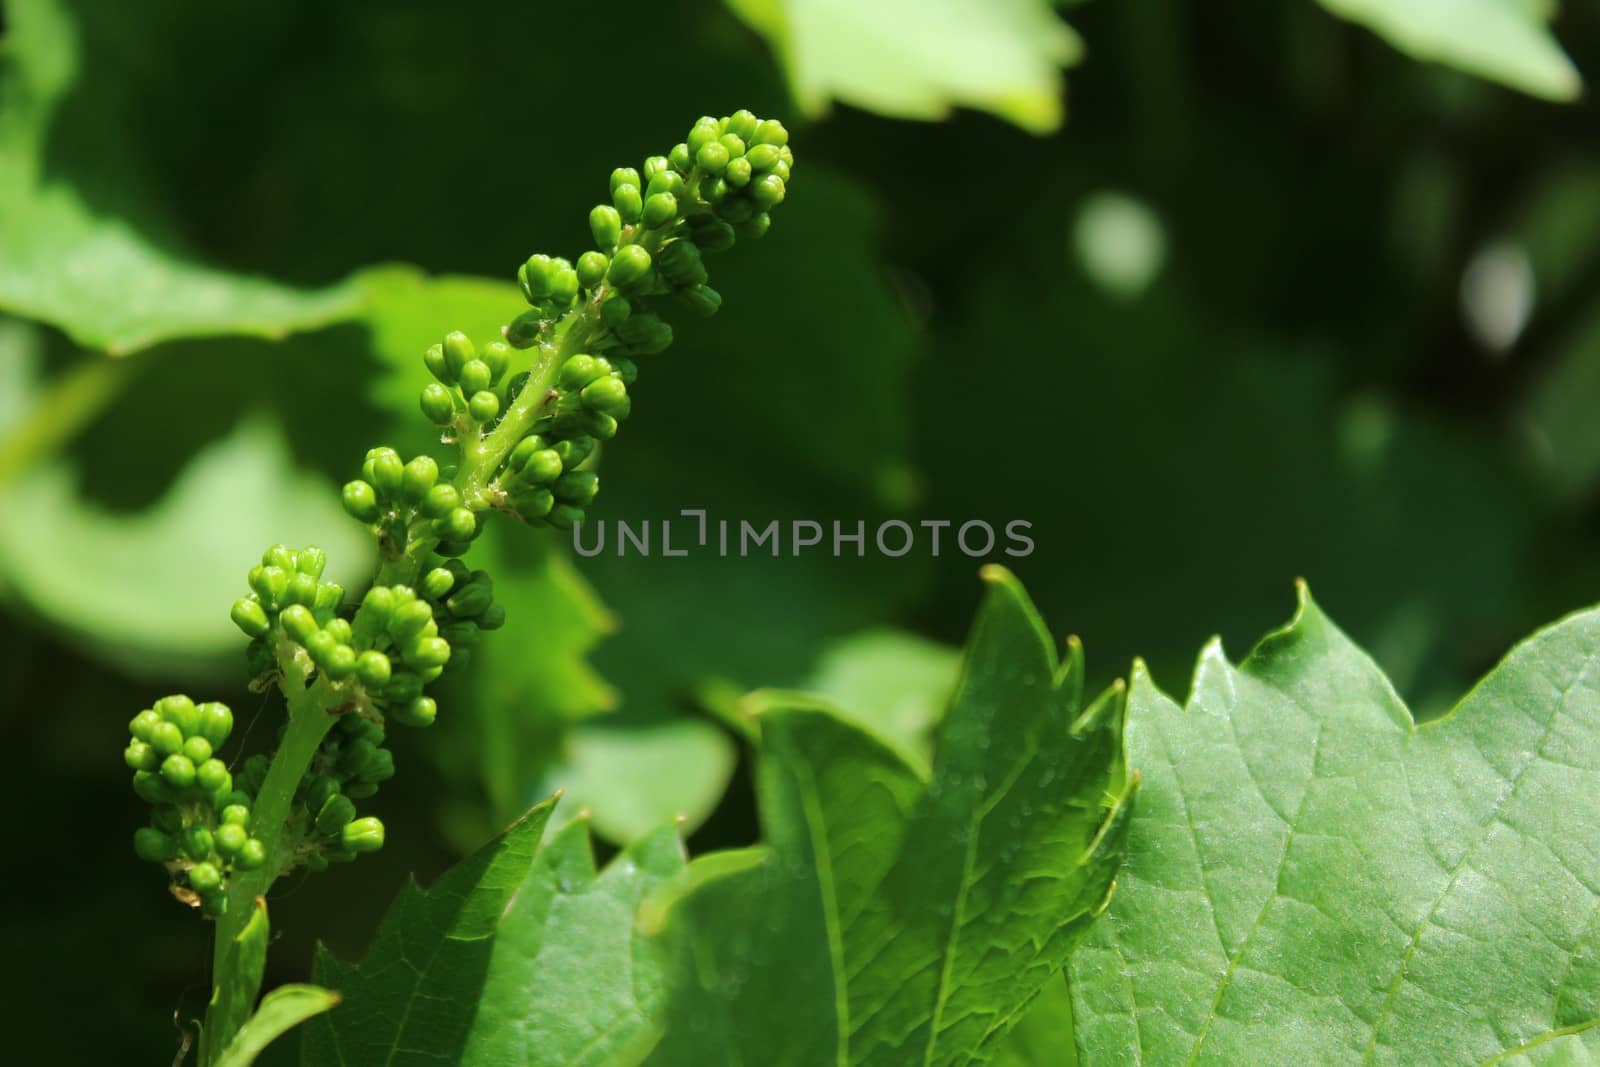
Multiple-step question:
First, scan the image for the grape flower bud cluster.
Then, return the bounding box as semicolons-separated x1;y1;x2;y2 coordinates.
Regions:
125;110;792;918
126;696;264;915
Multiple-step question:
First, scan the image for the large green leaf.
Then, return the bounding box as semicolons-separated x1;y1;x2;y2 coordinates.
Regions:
0;321;371;676
0;0;361;353
650;566;1135;1064
726;0;1082;132
303;799;686;1066
1316;0;1581;101
1070;584;1600;1063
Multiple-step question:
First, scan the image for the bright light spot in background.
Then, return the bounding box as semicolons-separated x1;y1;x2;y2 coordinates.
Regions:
1460;241;1535;355
1072;191;1167;299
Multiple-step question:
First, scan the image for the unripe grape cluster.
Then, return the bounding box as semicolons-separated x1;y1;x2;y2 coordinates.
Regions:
342;447;481;558
126;695;264;915
126;110;793;920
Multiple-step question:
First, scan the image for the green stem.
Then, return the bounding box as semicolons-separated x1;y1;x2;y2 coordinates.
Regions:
0;354;139;485
205;643;339;1055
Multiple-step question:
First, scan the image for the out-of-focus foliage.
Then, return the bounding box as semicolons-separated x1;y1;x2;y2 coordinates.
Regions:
725;0;1084;132
4;0;1600;1061
1317;0;1581;101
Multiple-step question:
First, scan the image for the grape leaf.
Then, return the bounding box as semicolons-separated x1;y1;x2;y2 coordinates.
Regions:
1070;583;1600;1063
1316;0;1581;101
803;627;963;762
214;986;340;1067
0;0;361;354
302;799;686;1066
649;565;1135;1064
726;0;1083;132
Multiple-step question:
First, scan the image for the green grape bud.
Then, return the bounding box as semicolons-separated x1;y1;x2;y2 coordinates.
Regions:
608;357;638;384
590;205;622;250
150;721;185;758
584;412;620;439
183;736;213;764
197;759;231;796
129;709;161;743
508;435;543;472
236;839;266;870
646;170;685;199
643;192;678;228
296;546;327;578
643;155;671;182
215;823;248;857
551;267;580;306
238;754;272;795
434;540;470;557
506;309;543;348
720;197;756;224
609;166;641;194
727;109;759;142
423;343;450;382
132;771;175;804
704;176;730;204
719;132;747;159
422;483;462;518
124;741;159;773
455;359;491;397
468;391;500;423
155;695;197;735
678;284;723;317
315;795;358;836
442;331;475;377
668;142;692;174
280;603;318;644
740;211;773;239
306;629;339;667
323;644;357;680
577;251;608;288
725;156;752;188
607;245;652;287
582;376;629;414
617;313;673;354
477;603;507;630
419;383;454;425
262;544;294;571
390;599;435;640
694;220;737;253
555;470;600;505
305;853;330;873
515;488;555;521
230;598;270;638
436;506;477;542
221;804;250;827
752;118;788;146
401;455;440;502
750;173;785;207
246;566;288;609
392;696;437;728
559;354;601;389
658;240;706;285
696;141;730;174
687;120;717;155
409;636;452;669
481;341;510;383
521;449;563;484
552;436;597;468
356;650;392;688
446;581;493;618
548;504;586;528
342;817;386;853
613;183;643;223
287;571;319;607
362;748;396;783
746;143;781;171
600;293;632;326
519;254;553;301
188;862;222;893
134;827;177;863
181;825;213;862
195;702;233;747
369;448;405;497
342;480;380;522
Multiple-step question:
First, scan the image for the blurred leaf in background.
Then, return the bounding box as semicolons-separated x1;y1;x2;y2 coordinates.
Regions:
727;0;1084;132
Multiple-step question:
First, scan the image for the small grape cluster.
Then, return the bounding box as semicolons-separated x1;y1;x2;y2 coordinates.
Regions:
342;447;481;558
230;544;346;681
126;696;264;916
430;109;794;531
